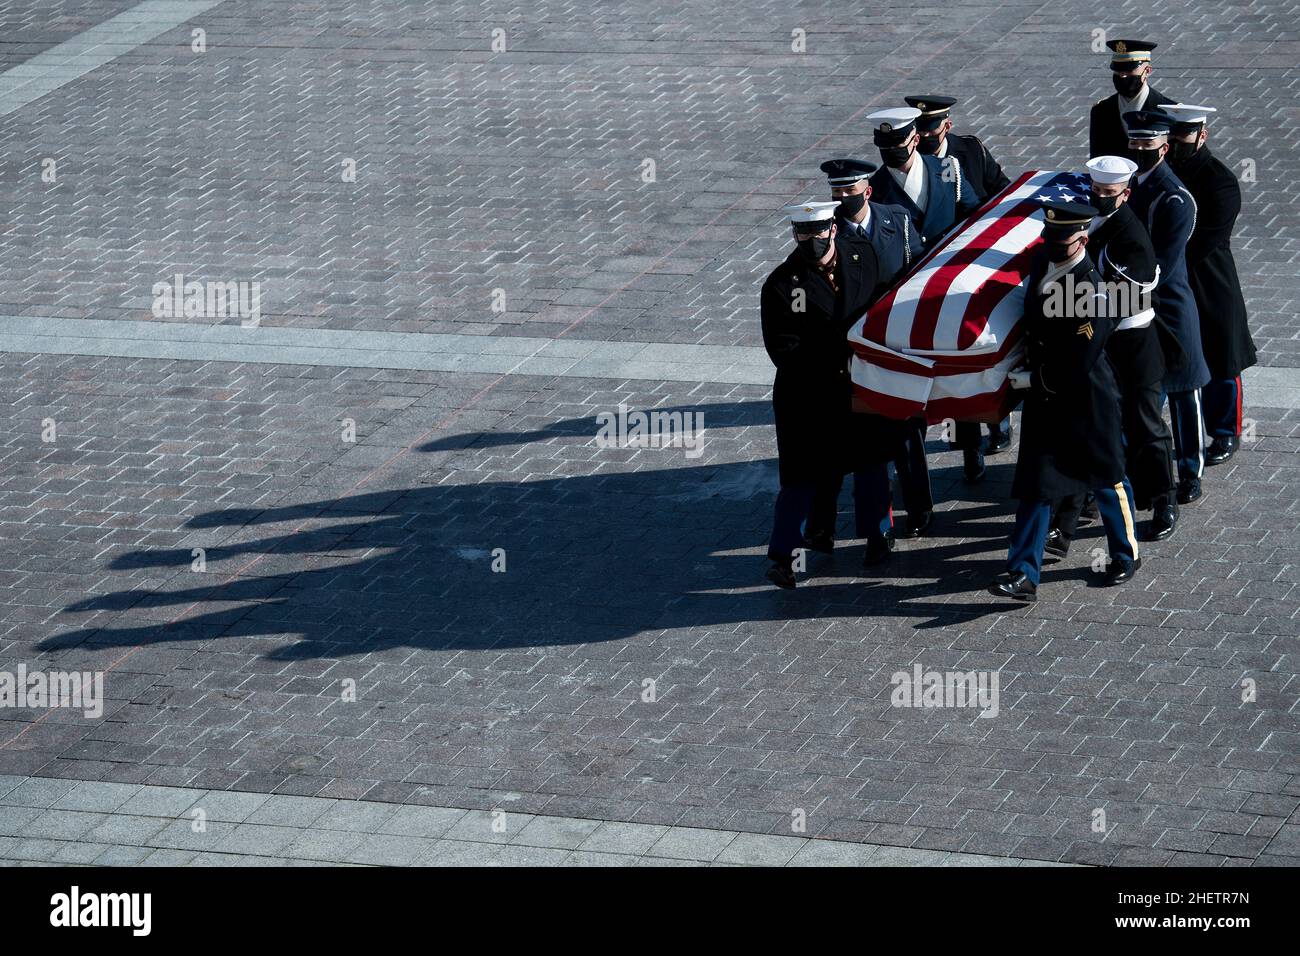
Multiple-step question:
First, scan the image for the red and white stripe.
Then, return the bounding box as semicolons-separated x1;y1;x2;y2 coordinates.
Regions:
849;170;1061;422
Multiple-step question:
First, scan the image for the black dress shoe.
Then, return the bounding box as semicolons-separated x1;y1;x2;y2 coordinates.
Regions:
897;511;933;539
802;532;834;554
765;562;796;590
1206;435;1239;466
1101;557;1142;586
987;571;1037;603
862;532;894;566
963;448;986;483
1176;477;1204;505
1044;528;1070;558
1145;499;1178;541
985;426;1013;455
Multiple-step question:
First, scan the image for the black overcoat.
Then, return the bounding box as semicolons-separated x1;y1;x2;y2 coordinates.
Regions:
944;133;1011;200
1173;146;1257;379
1088;85;1175;159
761;236;897;485
1012;252;1126;501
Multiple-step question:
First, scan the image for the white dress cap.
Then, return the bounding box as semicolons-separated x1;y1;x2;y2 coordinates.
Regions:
781;200;841;224
1164;103;1217;125
1085;155;1140;184
865;107;922;133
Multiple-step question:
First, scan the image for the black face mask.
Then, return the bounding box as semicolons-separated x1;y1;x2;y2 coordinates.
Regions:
1044;239;1077;262
1090;191;1121;217
1130;147;1163;172
880;145;913;169
797;235;831;261
915;136;941;156
1112;73;1144;98
1168;141;1199;164
836;192;867;218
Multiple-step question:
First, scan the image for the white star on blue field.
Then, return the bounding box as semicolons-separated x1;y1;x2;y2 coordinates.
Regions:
1034;171;1092;203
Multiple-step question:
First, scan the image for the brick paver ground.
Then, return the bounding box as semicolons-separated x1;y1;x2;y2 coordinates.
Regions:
0;0;1296;866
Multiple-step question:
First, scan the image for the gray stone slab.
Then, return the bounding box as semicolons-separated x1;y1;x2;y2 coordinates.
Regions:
715;832;807;866
117;786;208;818
243;796;338;828
342;834;436;866
646;826;740;862
281;828;368;862
442;809;536;845
510;815;602;850
2;777;79;809
184;790;272;824
52;782;143;813
0;806;43;836
310;800;400;834
578;822;672;856
147;818;237;851
374;805;467;838
870;846;955;867
788;840;883;867
92;845;154;866
17;809;105;842
83;814;170;846
212;823;301;857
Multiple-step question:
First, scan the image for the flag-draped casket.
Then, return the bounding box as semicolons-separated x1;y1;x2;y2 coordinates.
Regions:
848;170;1093;424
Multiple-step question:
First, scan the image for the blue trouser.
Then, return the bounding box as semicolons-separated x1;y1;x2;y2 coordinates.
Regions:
1165;389;1205;480
768;484;816;563
1201;376;1242;439
1008;480;1140;586
808;465;893;542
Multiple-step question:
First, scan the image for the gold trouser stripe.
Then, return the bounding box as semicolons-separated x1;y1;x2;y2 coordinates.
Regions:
1114;482;1139;560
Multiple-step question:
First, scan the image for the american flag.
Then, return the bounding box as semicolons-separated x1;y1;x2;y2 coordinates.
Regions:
848;170;1092;423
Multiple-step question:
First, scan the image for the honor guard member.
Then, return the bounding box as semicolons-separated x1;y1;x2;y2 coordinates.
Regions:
1050;156;1171;552
866;106;985;535
820;157;921;294
904;95;1014;475
1089;39;1175;159
761;200;894;588
989;200;1140;602
1124;108;1210;510
1165;104;1258;466
804;158;918;556
906;95;1012;201
866;106;984;251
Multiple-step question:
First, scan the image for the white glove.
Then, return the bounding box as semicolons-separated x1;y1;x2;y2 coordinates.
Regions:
1008;368;1032;390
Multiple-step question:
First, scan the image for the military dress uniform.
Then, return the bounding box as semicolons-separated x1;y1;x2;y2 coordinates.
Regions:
804;158;917;558
761;201;895;587
1051;157;1173;549
1165;105;1257;465
990;201;1140;602
1088;39;1175;159
1124;109;1210;506
835;200;920;296
867;154;983;252
904;95;1015;473
1093;157;1176;512
865;107;986;537
905;95;1012;199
